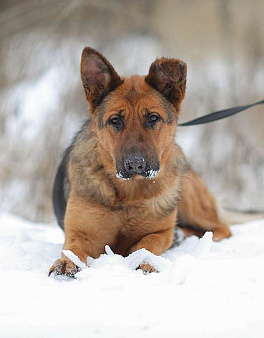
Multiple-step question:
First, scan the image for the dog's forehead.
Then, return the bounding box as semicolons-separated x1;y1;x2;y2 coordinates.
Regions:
121;75;150;94
109;75;163;108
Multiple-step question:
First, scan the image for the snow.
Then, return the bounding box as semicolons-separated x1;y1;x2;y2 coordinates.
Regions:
116;172;130;180
1;213;264;337
146;169;160;180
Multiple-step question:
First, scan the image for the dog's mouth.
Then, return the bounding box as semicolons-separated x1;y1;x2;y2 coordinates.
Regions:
115;166;160;181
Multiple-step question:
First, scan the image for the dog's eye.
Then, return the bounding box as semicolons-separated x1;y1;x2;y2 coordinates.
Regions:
149;113;160;122
146;113;161;127
110;116;120;124
108;115;123;130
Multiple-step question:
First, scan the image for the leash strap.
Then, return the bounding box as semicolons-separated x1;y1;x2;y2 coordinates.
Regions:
178;99;264;127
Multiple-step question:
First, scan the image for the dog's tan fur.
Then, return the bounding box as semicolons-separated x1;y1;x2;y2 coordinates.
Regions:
49;47;231;276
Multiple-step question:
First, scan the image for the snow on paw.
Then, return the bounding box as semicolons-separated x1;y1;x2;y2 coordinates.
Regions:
137;262;159;274
48;258;80;277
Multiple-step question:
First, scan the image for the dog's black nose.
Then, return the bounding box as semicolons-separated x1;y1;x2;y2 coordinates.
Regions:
124;153;146;175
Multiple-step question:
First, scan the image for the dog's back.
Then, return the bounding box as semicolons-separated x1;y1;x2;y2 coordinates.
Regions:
53;155;67;229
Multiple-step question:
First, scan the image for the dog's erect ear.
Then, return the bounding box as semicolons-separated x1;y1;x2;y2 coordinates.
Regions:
145;58;187;107
80;47;123;108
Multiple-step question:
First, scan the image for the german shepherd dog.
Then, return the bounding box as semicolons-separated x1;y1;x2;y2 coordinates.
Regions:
49;47;231;276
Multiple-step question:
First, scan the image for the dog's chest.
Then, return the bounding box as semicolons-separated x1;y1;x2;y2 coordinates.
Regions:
116;178;180;221
114;197;177;256
117;191;178;235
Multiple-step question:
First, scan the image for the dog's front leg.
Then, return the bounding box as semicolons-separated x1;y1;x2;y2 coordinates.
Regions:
49;225;97;277
49;195;119;277
127;226;174;274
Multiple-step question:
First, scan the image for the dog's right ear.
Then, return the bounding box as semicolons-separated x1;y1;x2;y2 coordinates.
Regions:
80;47;123;109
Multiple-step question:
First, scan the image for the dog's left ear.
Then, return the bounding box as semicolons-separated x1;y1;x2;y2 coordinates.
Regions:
81;47;123;109
145;58;187;108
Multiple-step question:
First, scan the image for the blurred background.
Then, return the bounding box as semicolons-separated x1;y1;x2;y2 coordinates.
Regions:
0;0;263;223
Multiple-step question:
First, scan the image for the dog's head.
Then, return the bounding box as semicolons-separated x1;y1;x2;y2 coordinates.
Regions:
80;47;187;180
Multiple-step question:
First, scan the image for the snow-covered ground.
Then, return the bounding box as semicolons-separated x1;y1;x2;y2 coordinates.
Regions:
1;213;264;337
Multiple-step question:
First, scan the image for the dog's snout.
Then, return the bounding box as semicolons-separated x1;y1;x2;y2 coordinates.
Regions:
124;153;146;174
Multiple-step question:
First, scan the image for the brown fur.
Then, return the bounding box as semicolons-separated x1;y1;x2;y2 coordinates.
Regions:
49;47;231;276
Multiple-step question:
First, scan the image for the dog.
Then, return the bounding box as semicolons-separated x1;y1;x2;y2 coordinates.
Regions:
49;47;231;277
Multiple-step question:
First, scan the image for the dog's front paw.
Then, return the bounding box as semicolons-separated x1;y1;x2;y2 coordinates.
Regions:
137;262;159;274
48;258;81;278
213;226;232;241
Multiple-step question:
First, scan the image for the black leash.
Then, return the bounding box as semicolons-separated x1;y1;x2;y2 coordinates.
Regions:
178;99;264;127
